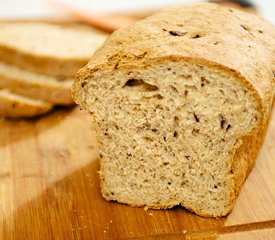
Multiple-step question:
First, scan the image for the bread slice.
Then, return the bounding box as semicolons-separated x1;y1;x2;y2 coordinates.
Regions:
72;3;275;217
0;22;107;77
0;61;73;105
0;89;53;117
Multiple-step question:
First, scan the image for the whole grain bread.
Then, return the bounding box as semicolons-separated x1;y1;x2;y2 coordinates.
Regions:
72;3;275;217
0;22;107;77
0;89;53;117
0;61;73;105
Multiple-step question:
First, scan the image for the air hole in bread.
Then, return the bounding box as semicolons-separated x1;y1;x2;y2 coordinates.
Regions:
226;124;232;132
174;116;179;127
192;34;201;39
114;63;119;69
218;114;232;131
181;181;188;187
219;114;227;129
258;29;263;34
240;25;250;31
192;129;200;135
193;113;200;122
123;79;159;92
154;94;164;100
81;81;88;88
143;136;153;142
170;85;178;93
168;30;187;36
200;76;210;87
191;33;205;39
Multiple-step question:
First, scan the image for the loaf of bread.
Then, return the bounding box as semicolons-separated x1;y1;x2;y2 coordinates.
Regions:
72;3;275;217
0;22;107;77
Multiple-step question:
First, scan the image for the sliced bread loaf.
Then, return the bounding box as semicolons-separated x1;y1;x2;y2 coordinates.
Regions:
72;3;275;217
0;22;107;77
0;89;53;117
0;61;73;105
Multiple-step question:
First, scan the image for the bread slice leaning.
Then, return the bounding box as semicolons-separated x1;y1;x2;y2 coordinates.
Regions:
72;3;275;217
0;61;73;105
0;22;107;77
0;89;53;117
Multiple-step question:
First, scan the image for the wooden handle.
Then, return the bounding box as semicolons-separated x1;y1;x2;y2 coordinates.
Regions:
48;0;138;33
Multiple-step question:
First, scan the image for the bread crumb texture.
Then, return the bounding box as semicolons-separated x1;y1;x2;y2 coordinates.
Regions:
73;3;275;217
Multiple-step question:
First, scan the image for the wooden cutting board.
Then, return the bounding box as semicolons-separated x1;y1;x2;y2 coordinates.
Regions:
0;106;274;239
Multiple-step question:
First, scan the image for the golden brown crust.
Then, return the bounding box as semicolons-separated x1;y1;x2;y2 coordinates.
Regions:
230;107;273;204
72;3;275;217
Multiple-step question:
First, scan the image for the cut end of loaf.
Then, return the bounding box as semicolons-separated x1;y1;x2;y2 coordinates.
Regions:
74;60;259;217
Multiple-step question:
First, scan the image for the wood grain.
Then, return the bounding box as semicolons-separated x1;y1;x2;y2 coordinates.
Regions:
0;106;274;239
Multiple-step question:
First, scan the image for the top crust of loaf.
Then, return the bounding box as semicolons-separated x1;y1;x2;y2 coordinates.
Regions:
0;22;107;77
73;3;275;122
